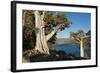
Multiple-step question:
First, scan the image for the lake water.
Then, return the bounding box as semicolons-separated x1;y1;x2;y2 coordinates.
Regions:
51;44;90;58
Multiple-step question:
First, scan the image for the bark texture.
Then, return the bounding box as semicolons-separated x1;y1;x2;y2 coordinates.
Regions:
80;38;84;57
34;11;49;54
34;11;64;54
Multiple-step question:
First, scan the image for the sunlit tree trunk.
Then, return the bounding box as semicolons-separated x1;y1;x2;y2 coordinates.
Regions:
80;38;84;58
34;11;63;54
34;11;49;54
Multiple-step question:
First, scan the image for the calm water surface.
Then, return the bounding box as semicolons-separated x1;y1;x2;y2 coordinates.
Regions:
51;44;90;58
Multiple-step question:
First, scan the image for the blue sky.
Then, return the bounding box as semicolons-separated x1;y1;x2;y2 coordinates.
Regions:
56;12;91;38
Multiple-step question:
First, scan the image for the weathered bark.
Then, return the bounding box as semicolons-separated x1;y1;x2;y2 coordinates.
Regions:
33;11;68;54
70;31;90;58
80;38;84;58
80;36;90;58
34;11;49;54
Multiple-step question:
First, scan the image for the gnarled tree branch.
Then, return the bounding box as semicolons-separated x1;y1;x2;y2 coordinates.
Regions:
46;24;64;41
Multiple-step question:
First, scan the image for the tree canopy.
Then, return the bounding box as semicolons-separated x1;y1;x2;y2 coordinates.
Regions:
23;10;71;51
70;30;91;48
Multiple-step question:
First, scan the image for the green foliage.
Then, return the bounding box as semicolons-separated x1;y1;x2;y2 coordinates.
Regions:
84;30;91;48
77;30;85;37
70;30;91;48
86;30;91;36
44;12;70;31
70;30;85;40
23;10;36;51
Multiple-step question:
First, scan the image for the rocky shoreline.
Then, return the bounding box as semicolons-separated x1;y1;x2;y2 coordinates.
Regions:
22;48;87;63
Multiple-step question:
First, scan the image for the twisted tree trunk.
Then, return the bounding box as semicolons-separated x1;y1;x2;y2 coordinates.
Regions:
34;11;63;55
34;11;49;54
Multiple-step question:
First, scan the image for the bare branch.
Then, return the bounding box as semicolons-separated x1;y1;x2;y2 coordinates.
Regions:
46;24;63;41
82;35;90;39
